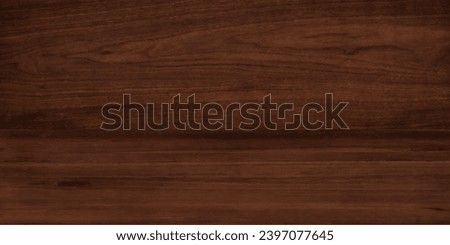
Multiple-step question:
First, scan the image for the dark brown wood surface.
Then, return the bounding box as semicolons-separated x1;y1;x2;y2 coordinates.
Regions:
1;0;449;224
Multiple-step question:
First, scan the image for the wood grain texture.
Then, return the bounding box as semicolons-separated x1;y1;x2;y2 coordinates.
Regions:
1;0;449;224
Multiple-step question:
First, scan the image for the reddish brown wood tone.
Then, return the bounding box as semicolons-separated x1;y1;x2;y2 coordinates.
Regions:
1;0;449;224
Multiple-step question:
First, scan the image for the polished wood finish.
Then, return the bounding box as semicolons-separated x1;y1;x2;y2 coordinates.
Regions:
1;0;449;224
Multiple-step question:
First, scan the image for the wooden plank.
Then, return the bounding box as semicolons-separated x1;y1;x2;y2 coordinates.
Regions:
0;0;449;224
